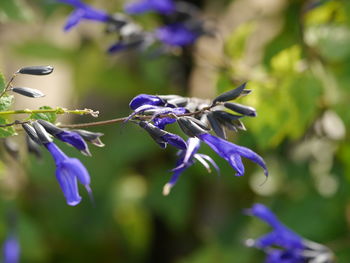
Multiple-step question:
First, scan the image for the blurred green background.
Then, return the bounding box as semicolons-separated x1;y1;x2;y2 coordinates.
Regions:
0;0;350;262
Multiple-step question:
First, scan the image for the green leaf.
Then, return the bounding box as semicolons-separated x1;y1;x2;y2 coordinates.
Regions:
305;25;350;61
0;95;14;111
0;0;33;22
0;117;16;138
0;71;5;93
30;106;57;123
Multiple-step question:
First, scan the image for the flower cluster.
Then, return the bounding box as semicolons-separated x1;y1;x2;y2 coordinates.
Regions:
127;83;268;194
246;203;335;263
57;0;210;54
22;120;104;206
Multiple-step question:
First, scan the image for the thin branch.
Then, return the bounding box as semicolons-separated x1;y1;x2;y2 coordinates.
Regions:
58;105;216;129
0;73;17;99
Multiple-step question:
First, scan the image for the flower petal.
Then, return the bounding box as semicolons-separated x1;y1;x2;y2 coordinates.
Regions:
56;163;82;206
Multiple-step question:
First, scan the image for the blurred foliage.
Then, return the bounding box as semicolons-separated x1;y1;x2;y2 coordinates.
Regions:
0;0;350;262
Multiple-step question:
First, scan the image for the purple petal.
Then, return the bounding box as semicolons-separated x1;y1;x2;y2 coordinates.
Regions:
45;142;67;164
162;133;187;150
56;131;90;156
56;162;82;206
153;117;176;129
125;0;152;14
2;235;20;263
64;9;85;31
129;94;164;110
199;133;268;177
125;0;174;14
156;24;198;47
150;0;175;14
248;204;282;229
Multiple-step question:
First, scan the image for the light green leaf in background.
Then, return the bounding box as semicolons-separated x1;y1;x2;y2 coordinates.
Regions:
0;117;16;138
0;0;33;22
30;106;57;123
0;71;5;93
0;95;14;112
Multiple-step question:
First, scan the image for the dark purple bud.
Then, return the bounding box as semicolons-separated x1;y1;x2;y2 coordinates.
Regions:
177;117;208;137
224;102;257;117
32;122;53;144
17;65;54;75
56;131;91;156
11;87;44;98
22;123;42;145
212;83;247;104
212;111;245;131
73;129;105;147
207;112;226;139
139;121;168;148
36;119;63;135
139;121;186;149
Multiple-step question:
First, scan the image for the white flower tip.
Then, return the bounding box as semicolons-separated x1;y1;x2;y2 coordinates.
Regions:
82;149;92;157
162;183;172;196
245;239;255;247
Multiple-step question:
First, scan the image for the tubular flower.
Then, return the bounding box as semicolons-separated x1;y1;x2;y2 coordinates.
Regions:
57;0;111;31
246;204;335;263
2;234;20;263
45;142;92;206
198;133;268;177
163;137;219;195
125;0;175;15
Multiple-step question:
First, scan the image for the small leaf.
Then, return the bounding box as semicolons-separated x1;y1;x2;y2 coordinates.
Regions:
12;87;45;98
0;117;16;138
17;65;54;76
0;71;5;93
0;95;14;111
30;106;57;123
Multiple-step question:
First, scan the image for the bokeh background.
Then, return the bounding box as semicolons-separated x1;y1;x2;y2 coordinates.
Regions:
1;0;350;262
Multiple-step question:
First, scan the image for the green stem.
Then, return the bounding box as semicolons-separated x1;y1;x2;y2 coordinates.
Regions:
0;108;98;116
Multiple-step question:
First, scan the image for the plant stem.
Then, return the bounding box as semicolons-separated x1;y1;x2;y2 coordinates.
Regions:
0;73;17;99
58;104;217;128
0;108;98;116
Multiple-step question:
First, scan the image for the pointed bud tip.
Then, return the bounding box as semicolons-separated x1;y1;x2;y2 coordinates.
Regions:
162;183;172;196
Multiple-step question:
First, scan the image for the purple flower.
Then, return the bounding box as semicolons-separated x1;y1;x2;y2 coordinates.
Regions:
2;235;20;263
245;204;335;263
125;0;175;15
45;142;92;206
163;137;219;195
155;24;199;47
247;204;304;250
198;133;268;177
245;204;305;263
57;0;110;31
129;94;165;110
